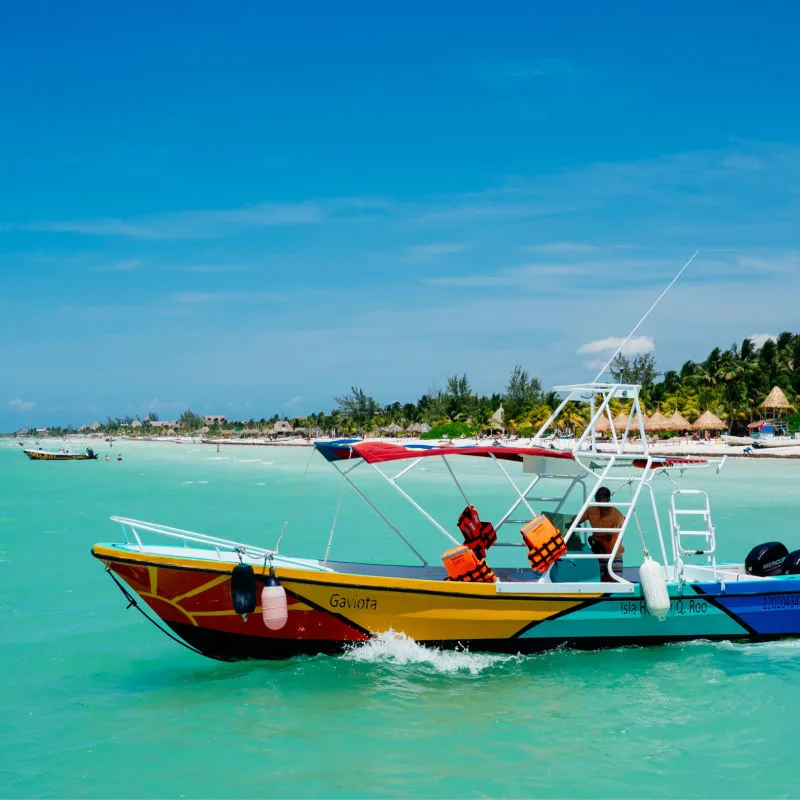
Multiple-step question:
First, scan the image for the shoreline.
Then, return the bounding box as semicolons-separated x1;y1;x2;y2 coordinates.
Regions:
10;433;800;459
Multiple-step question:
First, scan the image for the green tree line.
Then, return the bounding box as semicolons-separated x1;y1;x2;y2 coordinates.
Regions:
17;333;800;437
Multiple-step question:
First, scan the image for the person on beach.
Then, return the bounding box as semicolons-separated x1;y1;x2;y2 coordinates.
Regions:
578;487;625;582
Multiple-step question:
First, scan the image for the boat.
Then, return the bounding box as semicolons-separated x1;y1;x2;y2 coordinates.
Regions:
722;435;753;447
24;447;98;461
751;437;800;449
91;381;800;662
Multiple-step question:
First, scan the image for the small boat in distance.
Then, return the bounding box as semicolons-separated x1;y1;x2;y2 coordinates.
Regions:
722;435;752;447
24;447;98;461
92;381;800;662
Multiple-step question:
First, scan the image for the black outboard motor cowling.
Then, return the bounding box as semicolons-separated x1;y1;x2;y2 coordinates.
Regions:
783;549;800;575
745;541;788;577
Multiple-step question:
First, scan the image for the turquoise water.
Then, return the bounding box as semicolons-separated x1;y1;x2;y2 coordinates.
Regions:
2;440;800;798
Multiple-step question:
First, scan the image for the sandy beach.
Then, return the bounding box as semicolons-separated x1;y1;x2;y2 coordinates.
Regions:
28;432;800;459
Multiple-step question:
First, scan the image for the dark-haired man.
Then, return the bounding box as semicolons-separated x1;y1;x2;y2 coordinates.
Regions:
578;487;625;582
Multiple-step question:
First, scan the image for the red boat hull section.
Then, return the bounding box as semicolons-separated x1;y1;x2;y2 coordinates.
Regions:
107;561;369;643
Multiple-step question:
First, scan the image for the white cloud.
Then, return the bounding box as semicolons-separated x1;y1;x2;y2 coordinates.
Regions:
748;333;777;348
8;398;35;412
403;242;472;259
170;291;282;304
523;242;599;254
3;197;387;240
86;259;141;273
577;336;654;356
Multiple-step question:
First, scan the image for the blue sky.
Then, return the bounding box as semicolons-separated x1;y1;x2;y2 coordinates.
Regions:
3;1;800;429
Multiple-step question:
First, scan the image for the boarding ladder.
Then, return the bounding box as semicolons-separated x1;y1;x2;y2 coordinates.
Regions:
554;454;647;582
669;489;716;570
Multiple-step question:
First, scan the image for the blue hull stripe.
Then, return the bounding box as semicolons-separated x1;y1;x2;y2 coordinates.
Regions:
696;580;800;636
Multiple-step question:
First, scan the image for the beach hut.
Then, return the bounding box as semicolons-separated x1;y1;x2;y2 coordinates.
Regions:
761;386;794;415
419;423;432;434
273;420;294;435
594;413;611;433
490;404;505;432
612;412;629;433
645;411;672;433
385;423;403;437
668;410;692;431
692;410;726;432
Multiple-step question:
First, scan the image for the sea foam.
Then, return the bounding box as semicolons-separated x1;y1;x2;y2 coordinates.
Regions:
342;629;520;675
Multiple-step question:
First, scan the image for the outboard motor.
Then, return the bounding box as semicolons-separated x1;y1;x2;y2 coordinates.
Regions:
745;542;788;577
783;550;800;575
86;447;95;458
231;563;258;616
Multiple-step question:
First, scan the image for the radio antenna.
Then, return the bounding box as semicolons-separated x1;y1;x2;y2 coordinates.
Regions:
593;250;699;382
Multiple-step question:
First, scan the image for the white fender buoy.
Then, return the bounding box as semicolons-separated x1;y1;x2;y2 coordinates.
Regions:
261;566;288;630
640;556;671;621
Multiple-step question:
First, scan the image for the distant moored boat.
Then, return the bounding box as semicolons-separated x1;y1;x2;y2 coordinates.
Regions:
23;447;98;461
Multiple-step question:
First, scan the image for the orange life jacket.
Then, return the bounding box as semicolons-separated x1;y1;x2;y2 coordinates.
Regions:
441;545;497;583
457;505;497;560
521;515;566;573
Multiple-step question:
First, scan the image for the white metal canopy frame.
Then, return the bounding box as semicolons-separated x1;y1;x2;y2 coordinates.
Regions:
105;380;726;594
311;382;725;588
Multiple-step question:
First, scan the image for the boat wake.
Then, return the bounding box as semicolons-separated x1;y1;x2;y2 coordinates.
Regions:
342;630;521;675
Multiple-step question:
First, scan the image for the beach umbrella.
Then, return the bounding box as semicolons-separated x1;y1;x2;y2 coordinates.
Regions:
405;422;421;434
645;411;672;432
761;386;794;413
385;423;403;436
612;412;629;433
419;423;432;433
692;410;726;431
594;413;611;432
668;410;692;431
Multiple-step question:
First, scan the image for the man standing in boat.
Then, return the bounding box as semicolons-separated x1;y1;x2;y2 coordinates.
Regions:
578;487;625;582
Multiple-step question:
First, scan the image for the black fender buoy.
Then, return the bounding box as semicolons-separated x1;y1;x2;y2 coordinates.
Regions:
231;563;257;615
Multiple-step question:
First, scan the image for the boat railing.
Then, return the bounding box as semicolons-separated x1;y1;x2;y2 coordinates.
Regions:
111;515;275;562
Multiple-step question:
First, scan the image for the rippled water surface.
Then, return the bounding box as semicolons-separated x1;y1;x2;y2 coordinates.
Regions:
2;440;800;798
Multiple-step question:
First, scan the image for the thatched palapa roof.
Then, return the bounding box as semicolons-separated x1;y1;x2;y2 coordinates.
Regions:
612;412;629;433
668;410;692;431
692;410;726;431
761;386;793;412
594;413;611;432
645;411;672;432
